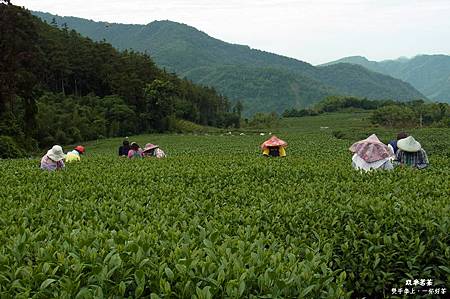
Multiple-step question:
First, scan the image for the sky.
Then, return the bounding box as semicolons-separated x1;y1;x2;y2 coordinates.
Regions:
13;0;450;65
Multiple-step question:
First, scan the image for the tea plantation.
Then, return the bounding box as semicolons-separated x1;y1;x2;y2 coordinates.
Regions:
1;113;449;298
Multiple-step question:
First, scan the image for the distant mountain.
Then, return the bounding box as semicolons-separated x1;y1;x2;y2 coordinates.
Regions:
33;11;426;114
323;55;450;103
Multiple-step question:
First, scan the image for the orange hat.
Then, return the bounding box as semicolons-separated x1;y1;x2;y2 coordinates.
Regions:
74;145;85;154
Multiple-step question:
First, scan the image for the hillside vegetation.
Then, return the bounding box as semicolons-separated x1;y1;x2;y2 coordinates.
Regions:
33;12;426;114
0;4;239;158
324;55;450;103
183;65;334;115
284;96;450;128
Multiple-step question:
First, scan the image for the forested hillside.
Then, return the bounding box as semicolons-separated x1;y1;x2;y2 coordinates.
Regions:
33;12;426;114
183;65;334;115
324;55;450;103
0;4;239;157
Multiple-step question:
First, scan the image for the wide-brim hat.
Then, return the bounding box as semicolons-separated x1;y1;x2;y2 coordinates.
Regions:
47;145;66;161
349;134;393;163
261;135;288;149
143;143;159;152
397;136;421;152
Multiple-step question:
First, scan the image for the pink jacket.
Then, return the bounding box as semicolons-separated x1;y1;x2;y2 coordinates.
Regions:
128;149;143;159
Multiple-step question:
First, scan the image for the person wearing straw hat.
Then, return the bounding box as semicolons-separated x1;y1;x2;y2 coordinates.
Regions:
395;136;429;169
349;134;394;171
65;145;85;162
142;143;166;158
40;145;66;171
127;142;143;159
261;135;287;157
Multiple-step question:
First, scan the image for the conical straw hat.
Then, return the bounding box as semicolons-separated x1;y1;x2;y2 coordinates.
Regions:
397;136;421;152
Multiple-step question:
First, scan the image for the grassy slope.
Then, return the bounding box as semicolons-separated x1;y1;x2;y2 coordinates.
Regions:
1;113;449;297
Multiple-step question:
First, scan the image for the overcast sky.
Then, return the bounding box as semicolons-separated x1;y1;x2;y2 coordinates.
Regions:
14;0;450;65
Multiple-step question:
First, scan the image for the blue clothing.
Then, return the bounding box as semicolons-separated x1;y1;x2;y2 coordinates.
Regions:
388;140;398;154
119;145;130;156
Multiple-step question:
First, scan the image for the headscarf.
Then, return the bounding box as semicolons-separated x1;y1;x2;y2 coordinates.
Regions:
349;134;393;163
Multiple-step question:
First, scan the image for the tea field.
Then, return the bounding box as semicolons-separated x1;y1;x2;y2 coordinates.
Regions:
1;113;449;298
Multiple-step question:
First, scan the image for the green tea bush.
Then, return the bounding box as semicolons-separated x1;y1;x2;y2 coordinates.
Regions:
0;114;449;298
0;135;26;159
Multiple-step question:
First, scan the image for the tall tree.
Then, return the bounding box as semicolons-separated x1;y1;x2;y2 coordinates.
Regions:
0;4;39;127
1;4;240;155
143;79;176;131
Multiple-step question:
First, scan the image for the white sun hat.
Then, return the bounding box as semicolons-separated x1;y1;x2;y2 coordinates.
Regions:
47;145;66;161
397;136;421;152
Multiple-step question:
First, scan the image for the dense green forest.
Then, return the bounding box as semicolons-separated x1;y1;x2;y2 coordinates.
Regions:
0;4;239;158
33;12;426;114
283;96;450;128
183;65;335;115
324;55;450;103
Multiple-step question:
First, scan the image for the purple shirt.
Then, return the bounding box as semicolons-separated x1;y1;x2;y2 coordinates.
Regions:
40;155;65;171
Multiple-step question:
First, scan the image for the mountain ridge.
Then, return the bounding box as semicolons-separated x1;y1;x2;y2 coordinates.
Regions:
324;55;450;103
33;11;427;114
